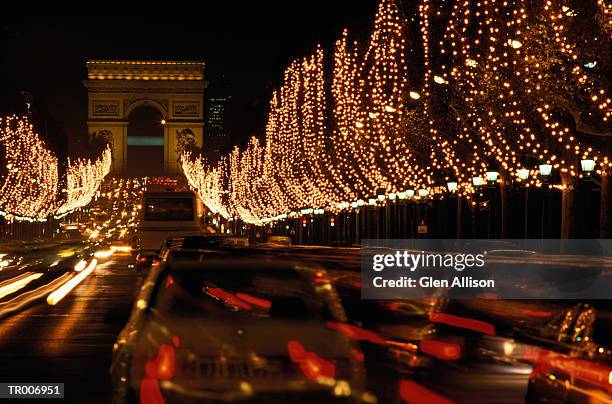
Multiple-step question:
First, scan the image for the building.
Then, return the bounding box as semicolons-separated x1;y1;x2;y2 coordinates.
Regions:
206;96;231;155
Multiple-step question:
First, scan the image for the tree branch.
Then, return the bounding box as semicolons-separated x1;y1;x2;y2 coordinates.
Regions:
553;96;612;137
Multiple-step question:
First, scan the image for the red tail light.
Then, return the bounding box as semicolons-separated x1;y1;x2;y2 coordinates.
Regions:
429;312;495;335
145;344;175;380
420;339;462;360
399;380;455;404
326;321;386;345
235;292;272;310
140;378;165;404
287;340;336;381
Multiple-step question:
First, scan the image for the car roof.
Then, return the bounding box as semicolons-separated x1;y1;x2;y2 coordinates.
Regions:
143;191;195;198
165;258;323;274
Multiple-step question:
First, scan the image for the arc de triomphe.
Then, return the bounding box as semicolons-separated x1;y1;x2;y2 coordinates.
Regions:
84;60;207;175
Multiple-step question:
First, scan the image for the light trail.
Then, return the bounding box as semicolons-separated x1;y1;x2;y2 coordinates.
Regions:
0;272;43;300
47;259;98;306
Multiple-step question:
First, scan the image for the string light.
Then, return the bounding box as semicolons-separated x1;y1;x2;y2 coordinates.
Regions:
0;115;111;222
182;0;611;224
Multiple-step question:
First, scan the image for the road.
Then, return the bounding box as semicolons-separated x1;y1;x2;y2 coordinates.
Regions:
0;254;141;403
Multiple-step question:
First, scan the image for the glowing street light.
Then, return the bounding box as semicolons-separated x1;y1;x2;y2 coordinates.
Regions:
409;91;421;100
580;159;595;173
472;177;484;187
486;170;499;182
446;181;458;192
433;75;446;84
509;39;523;49
418;188;428;197
539;164;553;177
517;168;530;181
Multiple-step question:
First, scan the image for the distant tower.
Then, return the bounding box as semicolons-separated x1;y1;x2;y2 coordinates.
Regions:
206;96;231;155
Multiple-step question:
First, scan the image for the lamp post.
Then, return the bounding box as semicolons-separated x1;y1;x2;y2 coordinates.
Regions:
377;189;386;239
538;164;553;238
385;192;397;238
445;179;459;237
471;176;484;237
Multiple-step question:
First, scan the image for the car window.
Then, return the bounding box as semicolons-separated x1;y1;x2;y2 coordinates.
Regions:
152;269;335;321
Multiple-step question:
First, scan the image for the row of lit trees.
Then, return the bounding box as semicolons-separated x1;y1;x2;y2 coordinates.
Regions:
0;115;111;222
183;0;611;226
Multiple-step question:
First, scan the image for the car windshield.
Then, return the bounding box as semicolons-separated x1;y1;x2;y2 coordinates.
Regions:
152;269;334;321
144;197;194;221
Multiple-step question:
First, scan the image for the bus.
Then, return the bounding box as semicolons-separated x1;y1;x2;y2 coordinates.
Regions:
137;191;202;250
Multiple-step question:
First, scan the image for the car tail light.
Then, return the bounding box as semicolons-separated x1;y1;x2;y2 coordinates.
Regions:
138;256;148;263
140;378;165;404
420;339;462;360
399;380;454;404
152;258;161;266
429;312;495;335
325;321;386;345
287;340;336;381
145;344;175;380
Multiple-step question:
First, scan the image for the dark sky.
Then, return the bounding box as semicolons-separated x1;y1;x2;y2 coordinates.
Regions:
0;3;379;151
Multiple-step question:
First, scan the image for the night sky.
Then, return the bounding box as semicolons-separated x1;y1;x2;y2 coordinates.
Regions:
0;3;379;152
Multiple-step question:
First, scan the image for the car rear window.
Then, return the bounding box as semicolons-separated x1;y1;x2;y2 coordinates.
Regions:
152;269;334;321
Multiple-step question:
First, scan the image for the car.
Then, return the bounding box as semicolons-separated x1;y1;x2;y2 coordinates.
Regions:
180;234;249;249
158;235;249;263
524;301;612;403
135;249;160;271
110;259;369;403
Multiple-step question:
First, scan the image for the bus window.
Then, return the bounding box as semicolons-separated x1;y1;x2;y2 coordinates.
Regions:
144;197;194;221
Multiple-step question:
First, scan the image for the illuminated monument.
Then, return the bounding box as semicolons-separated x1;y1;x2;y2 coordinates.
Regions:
84;60;207;175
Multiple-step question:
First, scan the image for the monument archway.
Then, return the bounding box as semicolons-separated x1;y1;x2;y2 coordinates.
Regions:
127;106;164;177
84;60;207;175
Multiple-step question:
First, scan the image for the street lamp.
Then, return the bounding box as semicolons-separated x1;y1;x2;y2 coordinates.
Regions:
397;191;407;200
406;189;415;198
486;170;499;183
538;164;553;177
388;193;397;201
580;158;595;173
472;176;484;187
409;91;421;100
418;188;428;198
517;168;530;181
368;198;377;206
446;181;458;192
433;75;446;84
357;199;365;207
509;39;523;49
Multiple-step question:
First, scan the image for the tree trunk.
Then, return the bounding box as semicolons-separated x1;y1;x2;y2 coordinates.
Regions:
500;180;509;238
456;197;462;239
560;174;576;239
